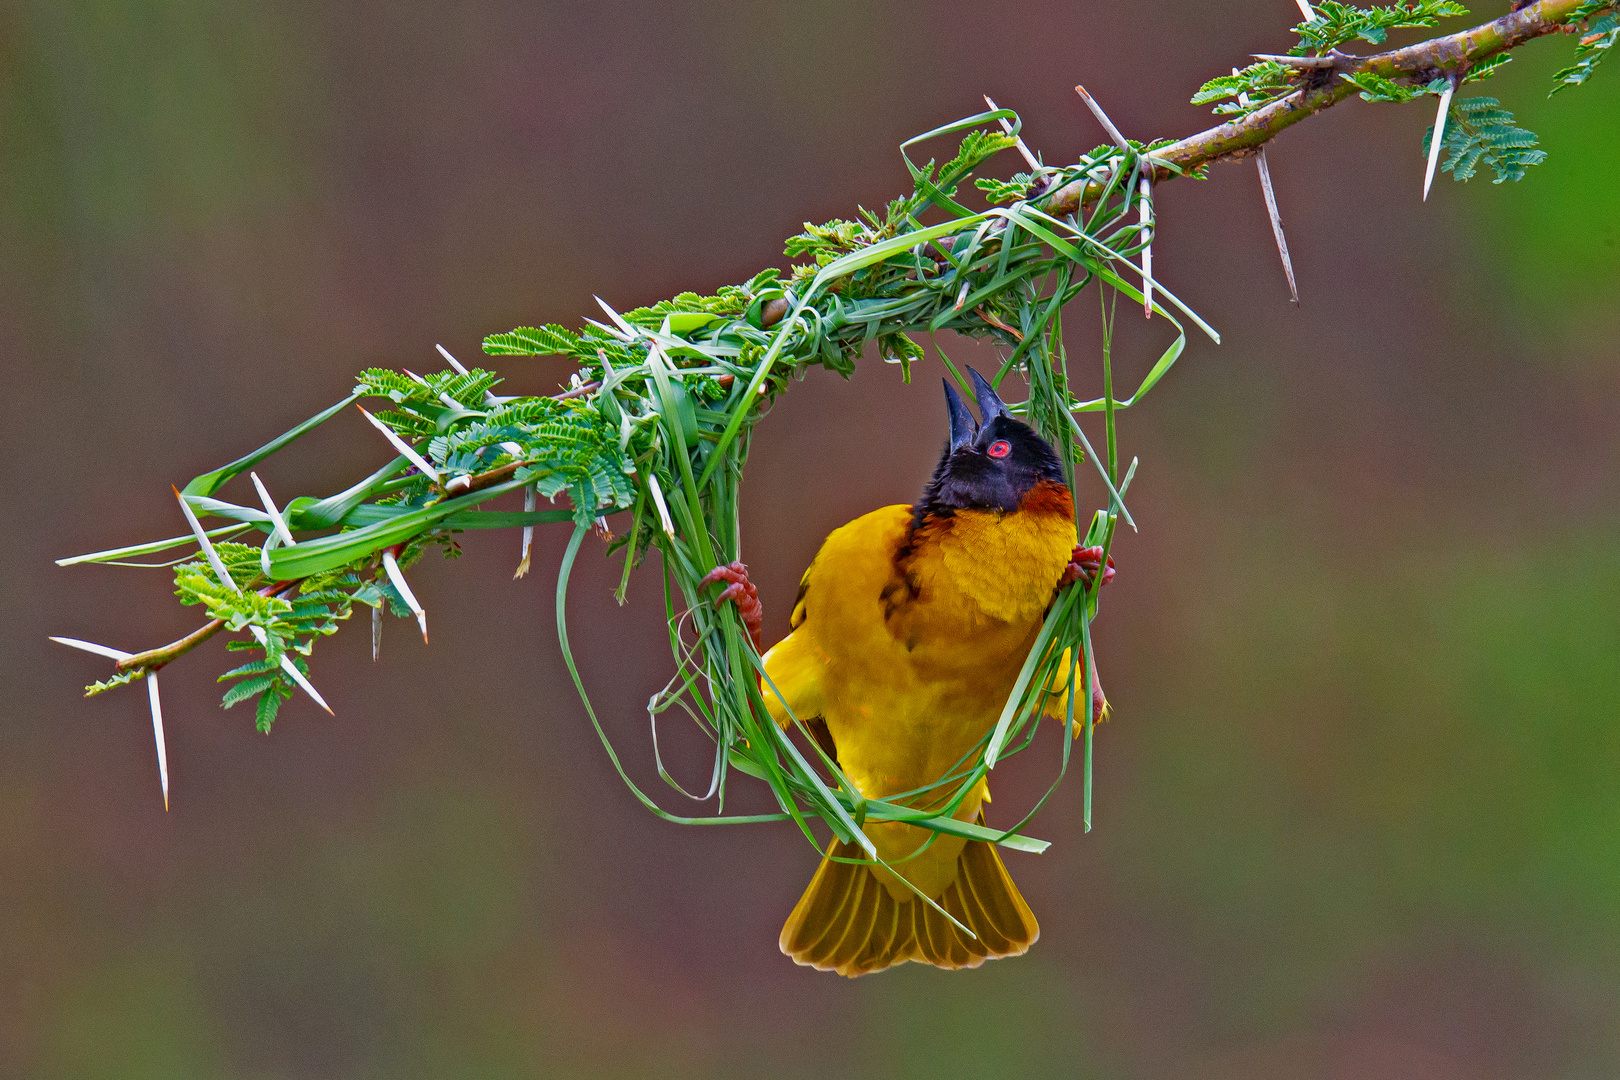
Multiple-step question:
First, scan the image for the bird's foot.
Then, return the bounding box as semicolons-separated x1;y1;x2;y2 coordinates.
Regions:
1062;545;1116;590
698;561;764;652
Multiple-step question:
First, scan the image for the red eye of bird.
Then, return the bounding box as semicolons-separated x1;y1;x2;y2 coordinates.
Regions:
987;439;1012;459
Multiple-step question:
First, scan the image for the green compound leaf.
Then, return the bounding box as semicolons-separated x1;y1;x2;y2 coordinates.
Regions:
1291;1;1470;55
1424;96;1547;183
482;324;583;356
975;173;1036;205
1192;61;1296;117
1341;70;1432;102
1551;8;1619;95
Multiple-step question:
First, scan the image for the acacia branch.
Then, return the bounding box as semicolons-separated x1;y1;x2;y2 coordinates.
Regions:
1040;0;1588;215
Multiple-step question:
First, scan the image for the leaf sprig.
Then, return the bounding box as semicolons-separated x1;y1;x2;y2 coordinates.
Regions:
1551;2;1619;94
1424;95;1548;182
1291;0;1470;55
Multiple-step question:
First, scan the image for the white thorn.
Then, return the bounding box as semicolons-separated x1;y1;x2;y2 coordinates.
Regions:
148;671;169;810
582;317;632;343
438;344;500;405
1253;52;1334;68
515;485;536;579
1255;147;1299;304
1424;82;1454;202
983;95;1041;172
594;296;639;339
647;475;676;540
1139;177;1153;319
174;486;235;591
382;550;429;643
1294;0;1318;21
357;406;441;484
50;636;135;663
276;651;333;715
1074;85;1129;150
405;368;463;411
250;472;296;547
243;623;334;715
182;487;334;714
436;343;470;375
372;604;381;661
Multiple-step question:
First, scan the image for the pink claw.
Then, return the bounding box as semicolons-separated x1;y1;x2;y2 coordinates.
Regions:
699;561;764;652
1063;545;1116;590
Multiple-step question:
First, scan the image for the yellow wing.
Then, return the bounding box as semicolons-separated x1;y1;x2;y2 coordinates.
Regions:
759;505;914;733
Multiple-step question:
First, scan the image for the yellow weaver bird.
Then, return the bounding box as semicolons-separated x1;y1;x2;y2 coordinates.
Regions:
700;368;1113;977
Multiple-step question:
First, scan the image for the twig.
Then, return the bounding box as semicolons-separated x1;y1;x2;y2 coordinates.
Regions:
1041;0;1591;213
975;306;1024;340
113;618;228;674
554;380;603;401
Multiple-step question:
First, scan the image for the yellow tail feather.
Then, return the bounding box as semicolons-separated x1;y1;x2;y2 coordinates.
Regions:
779;833;1039;977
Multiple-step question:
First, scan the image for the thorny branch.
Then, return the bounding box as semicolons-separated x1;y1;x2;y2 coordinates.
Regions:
1039;0;1589;215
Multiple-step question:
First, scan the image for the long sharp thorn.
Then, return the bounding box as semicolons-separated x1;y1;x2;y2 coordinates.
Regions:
183;484;334;717
244;623;333;714
435;343;470;375
382;550;429;643
647;475;676;540
174;486;235;591
357;407;441;484
1424;81;1455;202
437;343;500;406
277;652;333;715
50;636;135;663
404;369;462;411
1139;178;1153;319
594;296;639;339
372;605;381;661
1255;148;1299;304
515;485;536;579
1253;53;1334;68
148;671;169;810
983;95;1040;171
250;472;296;547
1294;0;1318;20
1074;85;1129;150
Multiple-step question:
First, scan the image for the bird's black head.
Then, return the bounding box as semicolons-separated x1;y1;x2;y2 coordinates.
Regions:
913;367;1068;524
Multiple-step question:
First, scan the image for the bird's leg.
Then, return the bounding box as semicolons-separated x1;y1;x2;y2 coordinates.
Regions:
698;560;764;653
1062;545;1116;590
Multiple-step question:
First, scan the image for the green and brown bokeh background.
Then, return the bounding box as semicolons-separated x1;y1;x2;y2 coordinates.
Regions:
4;1;1619;1076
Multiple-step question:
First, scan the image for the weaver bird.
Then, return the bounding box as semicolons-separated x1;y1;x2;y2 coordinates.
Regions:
700;368;1113;977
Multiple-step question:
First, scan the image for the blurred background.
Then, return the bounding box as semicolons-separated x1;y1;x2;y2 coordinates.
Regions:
3;1;1618;1076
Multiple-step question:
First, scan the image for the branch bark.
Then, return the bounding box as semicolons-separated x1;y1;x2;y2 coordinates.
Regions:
1039;0;1588;216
